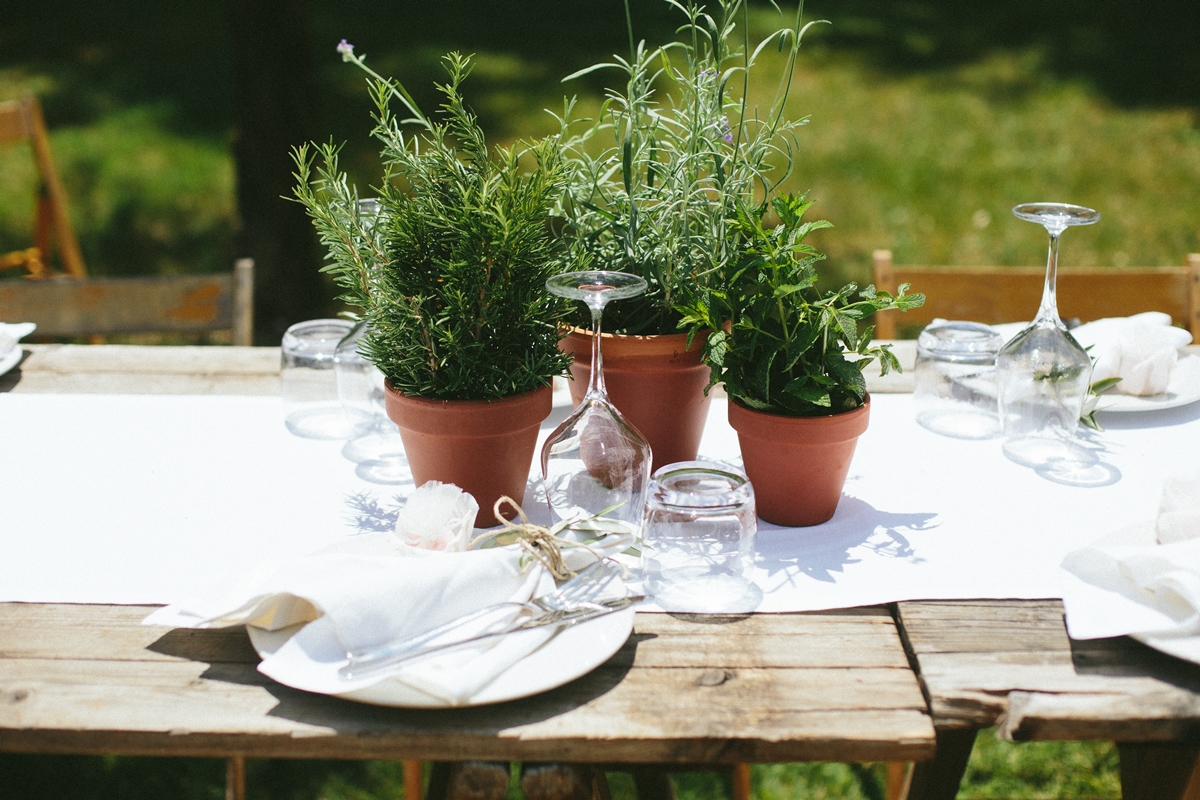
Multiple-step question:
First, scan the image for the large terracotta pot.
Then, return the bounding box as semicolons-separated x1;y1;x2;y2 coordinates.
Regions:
727;396;870;527
560;328;712;471
383;383;552;524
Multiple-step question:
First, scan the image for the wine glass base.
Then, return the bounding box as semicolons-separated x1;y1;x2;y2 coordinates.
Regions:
1002;435;1097;470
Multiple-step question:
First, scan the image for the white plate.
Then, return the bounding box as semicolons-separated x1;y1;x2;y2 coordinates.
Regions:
1096;353;1200;413
246;606;635;708
0;346;22;378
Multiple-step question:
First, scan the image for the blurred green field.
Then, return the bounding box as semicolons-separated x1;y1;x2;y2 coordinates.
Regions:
2;3;1198;294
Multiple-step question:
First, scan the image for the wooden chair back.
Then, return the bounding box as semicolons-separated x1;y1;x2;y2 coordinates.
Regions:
0;95;86;278
872;250;1200;339
0;259;255;346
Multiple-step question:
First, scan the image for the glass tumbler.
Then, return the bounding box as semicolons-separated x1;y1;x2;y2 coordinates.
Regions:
335;320;409;482
913;321;1005;440
282;319;361;439
641;462;759;613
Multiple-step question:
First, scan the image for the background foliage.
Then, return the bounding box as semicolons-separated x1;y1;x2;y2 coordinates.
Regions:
1;1;1198;306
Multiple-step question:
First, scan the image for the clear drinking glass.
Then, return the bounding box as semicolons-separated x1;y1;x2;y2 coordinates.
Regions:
641;462;759;613
997;203;1099;468
334;320;409;483
541;271;653;534
913;321;1004;440
282;319;369;440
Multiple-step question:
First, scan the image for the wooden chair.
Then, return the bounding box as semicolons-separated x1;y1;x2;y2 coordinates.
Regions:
871;250;1200;339
0;258;255;345
0;95;86;279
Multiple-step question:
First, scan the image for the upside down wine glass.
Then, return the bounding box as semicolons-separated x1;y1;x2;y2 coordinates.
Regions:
541;271;653;535
996;202;1100;468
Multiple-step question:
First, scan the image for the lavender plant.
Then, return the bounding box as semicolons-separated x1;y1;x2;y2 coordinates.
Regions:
553;0;824;335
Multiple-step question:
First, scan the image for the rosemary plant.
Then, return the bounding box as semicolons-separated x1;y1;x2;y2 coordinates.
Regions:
679;194;925;416
554;0;823;335
294;50;573;401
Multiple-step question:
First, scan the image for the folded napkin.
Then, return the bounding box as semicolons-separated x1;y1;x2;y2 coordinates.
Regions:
144;481;633;705
0;322;36;359
145;533;560;704
1071;312;1193;396
1061;474;1200;664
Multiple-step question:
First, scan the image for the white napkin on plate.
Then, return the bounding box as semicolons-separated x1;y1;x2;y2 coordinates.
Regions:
0;322;36;358
145;532;562;705
1061;474;1200;664
1071;312;1193;396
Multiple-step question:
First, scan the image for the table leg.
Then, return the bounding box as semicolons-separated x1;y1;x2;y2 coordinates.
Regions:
885;762;911;800
1118;742;1200;800
226;755;245;800
404;759;425;800
731;763;750;800
903;728;977;800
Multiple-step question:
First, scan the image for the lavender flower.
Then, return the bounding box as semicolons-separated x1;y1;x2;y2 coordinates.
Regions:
715;116;733;144
337;39;355;61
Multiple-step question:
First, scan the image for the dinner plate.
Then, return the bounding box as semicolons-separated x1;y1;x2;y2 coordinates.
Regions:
246;605;635;708
1096;353;1200;413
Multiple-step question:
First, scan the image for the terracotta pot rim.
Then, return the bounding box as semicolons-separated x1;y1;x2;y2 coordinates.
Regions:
384;382;552;435
562;327;710;363
728;395;871;442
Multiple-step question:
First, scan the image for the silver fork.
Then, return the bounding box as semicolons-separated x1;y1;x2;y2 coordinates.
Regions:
338;559;622;680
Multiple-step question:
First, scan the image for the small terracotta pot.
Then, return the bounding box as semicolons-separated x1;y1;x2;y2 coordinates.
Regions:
383;383;552;524
560;328;712;471
727;396;871;527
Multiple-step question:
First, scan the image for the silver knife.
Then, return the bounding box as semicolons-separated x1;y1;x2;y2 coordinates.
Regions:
338;596;642;681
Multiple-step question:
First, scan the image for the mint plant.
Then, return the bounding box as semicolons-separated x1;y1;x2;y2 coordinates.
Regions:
680;193;925;416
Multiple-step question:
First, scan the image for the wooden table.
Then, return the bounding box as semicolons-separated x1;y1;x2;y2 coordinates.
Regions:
0;345;933;796
6;344;1200;800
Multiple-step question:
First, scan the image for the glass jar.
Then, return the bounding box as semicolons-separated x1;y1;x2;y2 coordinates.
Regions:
641;461;759;613
913;321;1005;440
282;318;361;439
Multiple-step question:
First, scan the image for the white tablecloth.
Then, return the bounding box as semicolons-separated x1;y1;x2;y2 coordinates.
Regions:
2;390;1198;610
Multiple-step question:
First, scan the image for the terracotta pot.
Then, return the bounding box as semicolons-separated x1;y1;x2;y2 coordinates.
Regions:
727;396;871;527
383;383;552;524
559;328;712;471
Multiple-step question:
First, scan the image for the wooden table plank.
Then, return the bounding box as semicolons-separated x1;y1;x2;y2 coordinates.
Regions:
0;344;281;395
896;599;1200;740
0;603;935;764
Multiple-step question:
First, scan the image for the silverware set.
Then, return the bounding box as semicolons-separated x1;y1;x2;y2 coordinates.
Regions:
339;559;637;680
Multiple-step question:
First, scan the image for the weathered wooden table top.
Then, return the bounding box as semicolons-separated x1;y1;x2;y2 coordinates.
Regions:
0;344;933;765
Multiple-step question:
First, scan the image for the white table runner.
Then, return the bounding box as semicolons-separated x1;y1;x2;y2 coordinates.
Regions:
2;390;1197;610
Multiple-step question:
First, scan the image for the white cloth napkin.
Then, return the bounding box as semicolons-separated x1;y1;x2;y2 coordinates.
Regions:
0;322;36;359
145;532;559;705
1071;312;1193;396
1062;474;1200;664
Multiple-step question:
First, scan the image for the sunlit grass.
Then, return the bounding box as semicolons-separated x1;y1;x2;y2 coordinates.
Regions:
0;88;235;278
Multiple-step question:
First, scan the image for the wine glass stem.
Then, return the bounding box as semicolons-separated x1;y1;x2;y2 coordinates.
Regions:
1035;230;1062;326
586;304;607;400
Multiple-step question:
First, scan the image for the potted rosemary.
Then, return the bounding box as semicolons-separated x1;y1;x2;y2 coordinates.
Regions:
553;0;817;468
294;48;572;522
680;194;924;526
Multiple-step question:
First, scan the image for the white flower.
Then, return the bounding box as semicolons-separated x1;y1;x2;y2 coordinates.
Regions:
393;481;479;552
